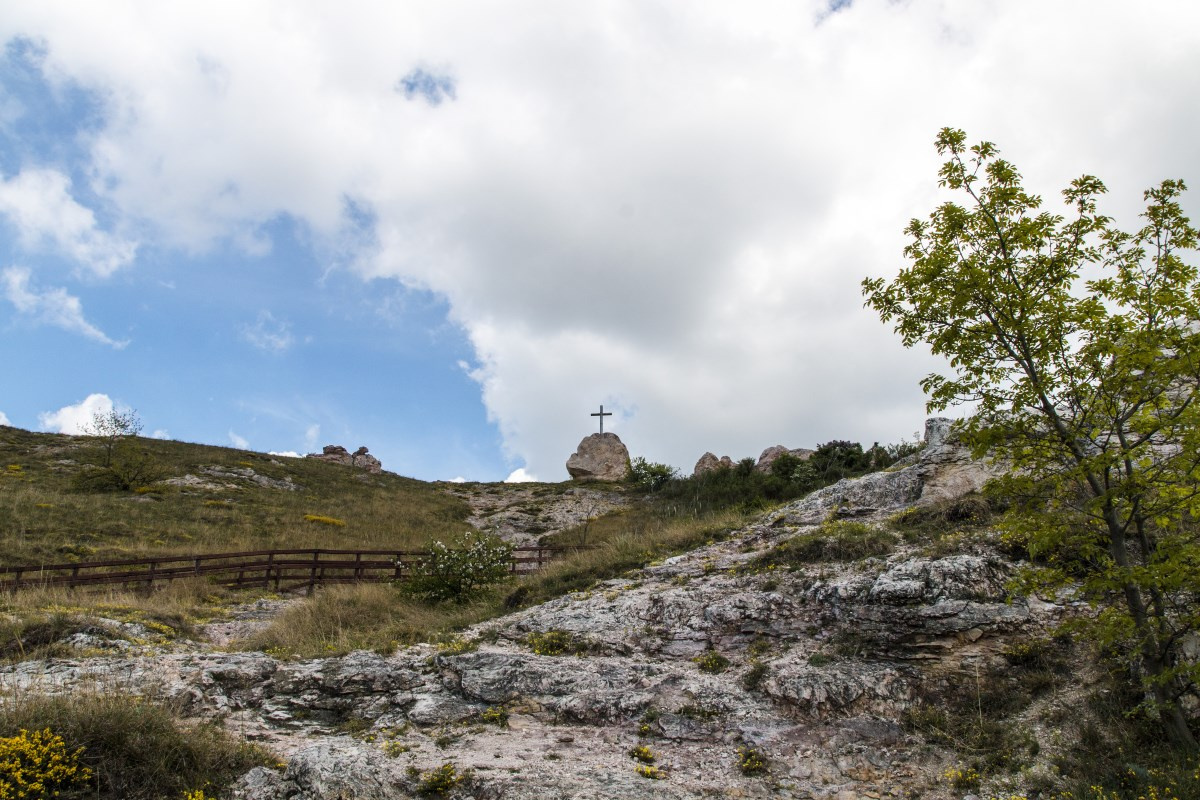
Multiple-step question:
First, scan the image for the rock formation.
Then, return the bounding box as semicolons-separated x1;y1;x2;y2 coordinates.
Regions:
566;432;630;481
305;445;382;474
692;452;734;476
754;445;814;473
767;416;999;525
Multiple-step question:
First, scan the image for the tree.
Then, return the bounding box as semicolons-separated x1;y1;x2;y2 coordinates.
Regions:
862;128;1200;748
83;407;143;467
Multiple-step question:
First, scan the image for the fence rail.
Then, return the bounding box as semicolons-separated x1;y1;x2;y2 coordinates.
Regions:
0;545;586;594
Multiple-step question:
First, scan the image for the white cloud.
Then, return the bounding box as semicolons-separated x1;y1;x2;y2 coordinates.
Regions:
447;475;467;483
0;168;136;277
150;428;170;439
2;266;127;347
4;2;1199;478
504;468;538;483
0;411;10;426
228;430;249;449
240;310;294;353
304;423;320;452
39;393;113;434
269;450;302;458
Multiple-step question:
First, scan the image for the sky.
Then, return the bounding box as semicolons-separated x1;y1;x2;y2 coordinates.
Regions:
1;1;1199;483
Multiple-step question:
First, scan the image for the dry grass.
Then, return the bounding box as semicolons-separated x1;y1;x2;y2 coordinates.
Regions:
0;688;276;799
0;426;471;565
0;580;244;661
243;506;751;658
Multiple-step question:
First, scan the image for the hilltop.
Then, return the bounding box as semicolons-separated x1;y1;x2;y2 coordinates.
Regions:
0;423;1195;800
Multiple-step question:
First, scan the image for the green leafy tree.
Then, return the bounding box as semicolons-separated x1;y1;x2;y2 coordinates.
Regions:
83;408;143;467
863;128;1200;747
627;457;678;492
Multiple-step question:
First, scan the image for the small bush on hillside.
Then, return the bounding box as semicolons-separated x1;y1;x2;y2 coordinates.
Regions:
0;692;273;800
627;457;677;492
403;531;514;603
0;727;92;798
71;441;163;493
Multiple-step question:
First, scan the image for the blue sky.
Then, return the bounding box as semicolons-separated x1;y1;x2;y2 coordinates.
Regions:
2;2;1199;482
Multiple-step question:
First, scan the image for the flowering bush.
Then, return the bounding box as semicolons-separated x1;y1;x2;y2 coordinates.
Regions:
0;727;92;799
404;531;513;603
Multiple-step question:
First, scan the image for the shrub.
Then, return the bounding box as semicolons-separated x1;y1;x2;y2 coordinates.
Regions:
741;662;768;691
628;457;677;492
0;692;273;800
736;746;767;775
628;744;656;763
526;630;576;656
414;762;465;796
693;650;730;674
0;727;92;799
479;706;508;728
403;531;513;603
634;764;666;780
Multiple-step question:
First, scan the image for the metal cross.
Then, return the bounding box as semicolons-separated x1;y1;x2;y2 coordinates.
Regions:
591;404;613;434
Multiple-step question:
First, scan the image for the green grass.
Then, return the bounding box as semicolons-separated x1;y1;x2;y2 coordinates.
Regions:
0;690;276;800
0;426;471;566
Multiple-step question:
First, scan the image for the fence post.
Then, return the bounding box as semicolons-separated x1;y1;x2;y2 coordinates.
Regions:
308;550;319;596
147;560;157;591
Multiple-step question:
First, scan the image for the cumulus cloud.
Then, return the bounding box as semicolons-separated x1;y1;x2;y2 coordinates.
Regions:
0;411;10;426
504;468;538;483
269;450;302;458
228;430;250;449
150;428;170;439
0;168;137;277
2;266;127;347
39;393;113;434
240;310;294;353
4;1;1199;478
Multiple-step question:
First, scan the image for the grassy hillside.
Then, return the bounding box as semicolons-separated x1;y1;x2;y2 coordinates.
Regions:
0;425;472;566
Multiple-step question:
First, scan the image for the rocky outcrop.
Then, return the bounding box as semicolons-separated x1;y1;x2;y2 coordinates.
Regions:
692;452;734;476
566;433;630;481
755;445;814;473
306;445;382;474
0;418;1072;800
767;417;1001;525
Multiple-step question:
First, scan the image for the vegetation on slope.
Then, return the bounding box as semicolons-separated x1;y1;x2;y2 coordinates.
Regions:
0;425;470;566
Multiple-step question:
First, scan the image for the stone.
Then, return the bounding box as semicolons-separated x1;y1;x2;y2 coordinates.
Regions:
306;444;383;474
755;445;815;473
768;417;1001;525
566;433;630;481
692;452;736;476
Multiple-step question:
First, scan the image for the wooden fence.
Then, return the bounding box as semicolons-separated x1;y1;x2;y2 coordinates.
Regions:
0;545;585;594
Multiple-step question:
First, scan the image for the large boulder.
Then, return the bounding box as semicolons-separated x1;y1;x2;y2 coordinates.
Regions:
755;445;815;473
305;445;383;474
692;452;734;476
566;433;630;481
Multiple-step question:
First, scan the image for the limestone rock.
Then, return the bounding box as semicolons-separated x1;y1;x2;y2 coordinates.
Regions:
692;452;734;476
306;444;383;474
755;445;814;473
566;433;629;481
768;417;1002;525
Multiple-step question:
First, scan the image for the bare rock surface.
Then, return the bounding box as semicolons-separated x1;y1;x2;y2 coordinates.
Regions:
768;419;1002;525
443;483;631;547
566;433;630;481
